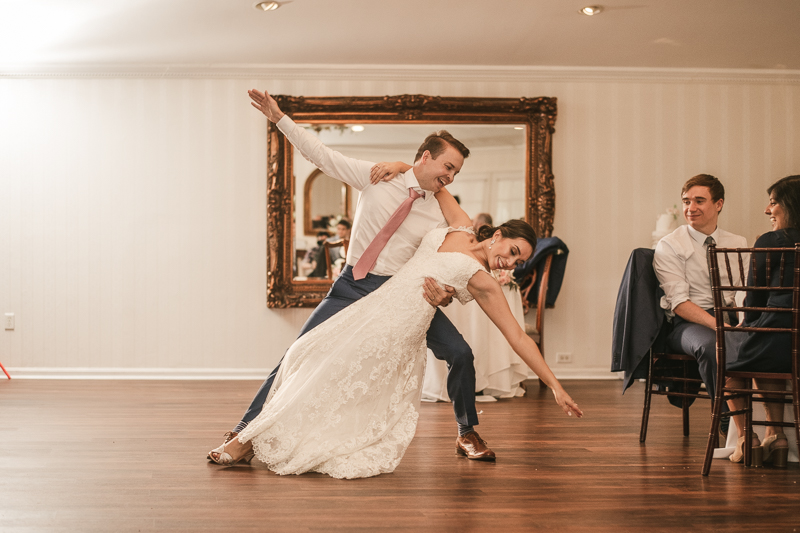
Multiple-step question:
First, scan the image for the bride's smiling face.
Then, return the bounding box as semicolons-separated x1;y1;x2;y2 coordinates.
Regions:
488;235;533;271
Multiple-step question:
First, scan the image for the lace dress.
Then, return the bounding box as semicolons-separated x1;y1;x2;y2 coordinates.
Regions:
238;227;487;479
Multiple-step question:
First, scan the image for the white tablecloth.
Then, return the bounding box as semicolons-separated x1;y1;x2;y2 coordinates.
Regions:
714;402;799;462
422;285;533;402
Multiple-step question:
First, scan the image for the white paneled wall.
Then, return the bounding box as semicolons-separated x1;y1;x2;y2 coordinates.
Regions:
1;68;799;378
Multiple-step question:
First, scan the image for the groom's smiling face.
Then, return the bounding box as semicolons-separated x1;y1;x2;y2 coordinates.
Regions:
415;145;464;193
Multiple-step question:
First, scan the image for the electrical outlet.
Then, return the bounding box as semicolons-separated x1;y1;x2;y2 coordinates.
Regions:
4;313;15;330
556;352;572;364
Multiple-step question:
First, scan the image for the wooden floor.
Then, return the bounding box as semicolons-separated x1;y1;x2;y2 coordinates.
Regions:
1;379;798;532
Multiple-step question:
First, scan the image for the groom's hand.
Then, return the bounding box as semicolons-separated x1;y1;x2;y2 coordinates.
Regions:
248;89;285;123
423;278;455;308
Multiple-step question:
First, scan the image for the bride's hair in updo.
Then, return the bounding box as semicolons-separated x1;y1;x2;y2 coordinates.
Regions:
475;219;537;254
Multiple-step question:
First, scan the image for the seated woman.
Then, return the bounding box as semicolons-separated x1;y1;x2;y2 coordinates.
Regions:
725;174;800;467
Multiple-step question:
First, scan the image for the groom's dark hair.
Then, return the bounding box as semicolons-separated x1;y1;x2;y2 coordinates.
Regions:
414;130;470;162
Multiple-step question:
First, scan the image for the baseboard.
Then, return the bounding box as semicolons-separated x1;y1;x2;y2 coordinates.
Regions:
550;368;622;380
5;367;622;380
4;367;272;380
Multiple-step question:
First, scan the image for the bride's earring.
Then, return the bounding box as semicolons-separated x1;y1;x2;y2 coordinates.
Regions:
489;239;495;250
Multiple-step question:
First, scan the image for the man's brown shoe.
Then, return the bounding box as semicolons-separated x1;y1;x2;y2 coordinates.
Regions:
456;431;496;461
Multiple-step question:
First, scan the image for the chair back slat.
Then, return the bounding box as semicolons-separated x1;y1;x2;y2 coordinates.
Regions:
766;248;772;285
793;244;800;373
737;252;746;287
723;252;734;288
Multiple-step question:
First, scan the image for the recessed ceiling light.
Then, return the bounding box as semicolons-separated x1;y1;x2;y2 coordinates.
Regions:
351;125;365;132
579;5;603;16
254;1;280;11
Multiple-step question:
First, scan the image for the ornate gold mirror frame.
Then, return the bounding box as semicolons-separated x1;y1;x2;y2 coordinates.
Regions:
267;94;557;308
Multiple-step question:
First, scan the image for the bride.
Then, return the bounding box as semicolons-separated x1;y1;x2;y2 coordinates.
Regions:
209;191;582;479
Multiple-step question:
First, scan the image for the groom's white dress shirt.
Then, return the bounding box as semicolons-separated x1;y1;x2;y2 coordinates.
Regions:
278;115;447;277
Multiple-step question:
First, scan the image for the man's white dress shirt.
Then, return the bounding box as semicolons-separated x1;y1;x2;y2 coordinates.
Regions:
653;224;748;316
278;116;447;276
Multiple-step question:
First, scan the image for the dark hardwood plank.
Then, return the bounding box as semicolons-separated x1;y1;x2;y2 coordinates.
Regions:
0;379;797;532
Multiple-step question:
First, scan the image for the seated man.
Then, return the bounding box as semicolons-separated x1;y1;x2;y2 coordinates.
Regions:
305;231;332;279
327;218;351;267
472;212;493;234
653;174;747;398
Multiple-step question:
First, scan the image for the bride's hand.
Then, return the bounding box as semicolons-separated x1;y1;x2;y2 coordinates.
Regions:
552;386;583;418
370;161;411;184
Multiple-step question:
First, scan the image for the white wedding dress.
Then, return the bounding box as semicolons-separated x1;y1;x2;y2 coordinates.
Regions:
238;227;487;479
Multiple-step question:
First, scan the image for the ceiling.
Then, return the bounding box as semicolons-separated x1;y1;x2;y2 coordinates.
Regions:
1;0;799;71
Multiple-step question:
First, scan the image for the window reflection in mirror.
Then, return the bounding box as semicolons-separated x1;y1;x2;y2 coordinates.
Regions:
303;169;354;236
292;123;526;280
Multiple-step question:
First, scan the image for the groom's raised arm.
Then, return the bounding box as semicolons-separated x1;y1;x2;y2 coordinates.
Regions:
249;89;373;191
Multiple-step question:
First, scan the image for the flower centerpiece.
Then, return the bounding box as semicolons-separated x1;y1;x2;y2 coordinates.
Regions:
493;269;519;291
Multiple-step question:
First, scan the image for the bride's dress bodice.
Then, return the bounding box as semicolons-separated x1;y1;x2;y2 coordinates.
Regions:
238;227;487;479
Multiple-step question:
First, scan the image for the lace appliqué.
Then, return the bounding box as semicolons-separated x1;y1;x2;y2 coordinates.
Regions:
238;227;488;479
447;225;475;235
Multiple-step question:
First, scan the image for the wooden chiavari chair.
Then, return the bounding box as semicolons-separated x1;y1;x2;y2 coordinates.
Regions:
702;244;800;475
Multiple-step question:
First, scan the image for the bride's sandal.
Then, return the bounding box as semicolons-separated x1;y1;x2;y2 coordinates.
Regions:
208;449;255;466
761;433;789;468
207;431;239;462
208;439;255;466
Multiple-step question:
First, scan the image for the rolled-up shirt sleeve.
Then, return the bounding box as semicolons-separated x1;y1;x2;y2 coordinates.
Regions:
653;239;690;312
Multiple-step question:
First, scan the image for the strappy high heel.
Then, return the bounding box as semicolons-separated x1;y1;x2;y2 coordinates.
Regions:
208;445;255;466
207;434;255;466
207;431;238;462
761;433;789;468
729;433;762;466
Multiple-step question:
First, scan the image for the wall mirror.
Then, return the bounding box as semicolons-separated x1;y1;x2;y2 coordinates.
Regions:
267;94;557;308
303;169;353;236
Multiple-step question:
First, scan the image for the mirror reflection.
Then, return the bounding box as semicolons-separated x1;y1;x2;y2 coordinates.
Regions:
292;123;526;281
303;169;354;236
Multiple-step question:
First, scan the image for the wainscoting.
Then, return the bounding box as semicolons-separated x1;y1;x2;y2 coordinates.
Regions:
1;66;799;376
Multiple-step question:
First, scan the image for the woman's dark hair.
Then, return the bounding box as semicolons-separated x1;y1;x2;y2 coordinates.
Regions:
475;219;537;256
768;175;800;231
336;219;352;230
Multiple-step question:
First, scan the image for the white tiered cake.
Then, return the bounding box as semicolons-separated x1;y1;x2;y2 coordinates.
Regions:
652;212;679;247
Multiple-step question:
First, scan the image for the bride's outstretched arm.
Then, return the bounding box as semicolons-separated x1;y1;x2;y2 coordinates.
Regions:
369;161;411;184
434;188;472;229
467;271;583;418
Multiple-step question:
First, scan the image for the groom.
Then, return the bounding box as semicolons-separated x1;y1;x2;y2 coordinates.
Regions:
210;89;495;461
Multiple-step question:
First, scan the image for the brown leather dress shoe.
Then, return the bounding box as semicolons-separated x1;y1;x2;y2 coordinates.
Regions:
456;431;496;461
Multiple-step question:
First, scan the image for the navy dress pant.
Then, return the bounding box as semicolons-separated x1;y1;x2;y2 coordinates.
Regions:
666;309;718;398
238;265;479;429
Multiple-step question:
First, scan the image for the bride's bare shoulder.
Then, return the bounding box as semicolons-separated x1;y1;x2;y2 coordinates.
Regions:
438;230;475;252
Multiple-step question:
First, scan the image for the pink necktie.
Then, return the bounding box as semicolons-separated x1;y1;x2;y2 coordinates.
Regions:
352;188;422;280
